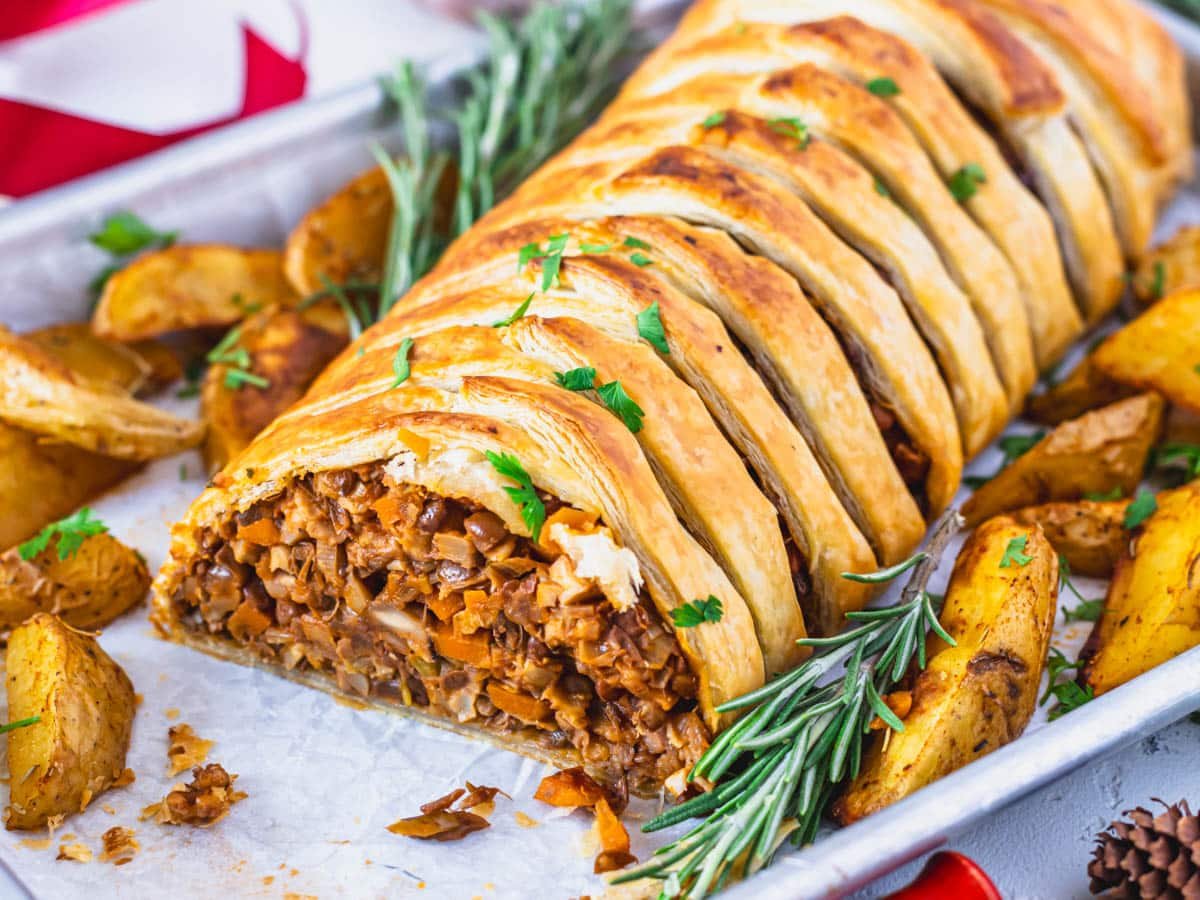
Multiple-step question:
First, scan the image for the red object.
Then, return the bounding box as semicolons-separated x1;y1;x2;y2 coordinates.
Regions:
883;852;1002;900
0;13;309;197
0;0;133;43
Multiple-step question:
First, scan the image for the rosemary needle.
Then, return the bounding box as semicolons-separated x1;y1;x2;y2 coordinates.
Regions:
373;0;635;317
614;511;964;899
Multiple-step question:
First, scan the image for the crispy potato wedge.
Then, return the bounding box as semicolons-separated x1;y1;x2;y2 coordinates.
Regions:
1082;481;1200;696
0;423;136;551
5;613;136;830
1092;290;1200;415
201;303;348;471
24;323;179;396
0;327;202;460
1025;356;1136;426
93;245;296;341
1009;499;1130;578
1132;225;1200;305
283;165;391;296
834;518;1056;824
962;394;1164;526
0;533;149;634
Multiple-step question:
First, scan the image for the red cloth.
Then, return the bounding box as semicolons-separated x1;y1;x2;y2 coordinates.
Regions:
0;3;308;197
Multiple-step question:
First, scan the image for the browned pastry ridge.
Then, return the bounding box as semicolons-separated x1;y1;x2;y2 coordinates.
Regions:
152;0;1190;792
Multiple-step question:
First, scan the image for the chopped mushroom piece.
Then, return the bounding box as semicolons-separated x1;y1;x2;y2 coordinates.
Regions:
142;764;246;827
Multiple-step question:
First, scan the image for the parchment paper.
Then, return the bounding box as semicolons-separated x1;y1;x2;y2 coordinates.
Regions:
0;21;1195;900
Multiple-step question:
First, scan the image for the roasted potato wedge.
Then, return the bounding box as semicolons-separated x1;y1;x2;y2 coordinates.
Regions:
5;613;136;830
1082;481;1200;696
1025;356;1136;426
0;532;149;634
92;245;296;341
0;423;136;551
1092;289;1200;415
1132;225;1200;305
962;394;1164;526
24;323;179;396
201;303;349;471
1009;499;1130;578
283;165;391;297
834;518;1057;824
0;326;202;460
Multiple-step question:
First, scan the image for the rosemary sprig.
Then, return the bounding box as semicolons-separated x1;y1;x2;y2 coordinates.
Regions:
614;511;963;898
372;0;635;316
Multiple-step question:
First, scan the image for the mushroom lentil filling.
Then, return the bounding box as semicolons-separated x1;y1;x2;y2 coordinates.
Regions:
171;463;708;795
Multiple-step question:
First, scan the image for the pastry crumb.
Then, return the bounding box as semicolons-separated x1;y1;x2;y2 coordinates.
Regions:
99;827;138;865
514;811;539;828
57;842;93;863
166;723;213;775
165;707;180;720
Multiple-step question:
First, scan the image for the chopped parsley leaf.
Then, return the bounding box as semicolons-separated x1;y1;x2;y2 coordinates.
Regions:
866;76;900;97
636;300;669;354
597;380;645;433
554;367;597;391
391;337;415;387
999;535;1034;568
19;508;109;561
1123;489;1157;530
670;595;724;628
492;293;534;328
948;163;986;202
485;451;546;542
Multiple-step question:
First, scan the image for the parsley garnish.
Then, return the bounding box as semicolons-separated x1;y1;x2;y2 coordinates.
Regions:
518;233;570;290
1063;598;1104;624
485;451;546;542
176;356;205;399
964;430;1044;488
555;367;597;391
579;242;612;254
866;76;900;97
1084;486;1125;501
1040;648;1093;720
19;508;109;561
0;716;40;736
596;380;645;433
391;337;414;387
629;251;654;267
89;211;177;256
1146;260;1165;301
623;236;651;250
670;595;724;628
636;300;669;354
493;293;534;328
1151;442;1200;483
224;369;269;390
1123;489;1157;530
1058;556;1102;624
767;116;810;149
874;178;890;198
701;111;726;129
1000;535;1034;568
947;163;986;202
87;211;178;298
207;325;270;392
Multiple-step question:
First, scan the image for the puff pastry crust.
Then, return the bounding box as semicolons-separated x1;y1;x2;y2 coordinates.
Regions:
153;0;1189;787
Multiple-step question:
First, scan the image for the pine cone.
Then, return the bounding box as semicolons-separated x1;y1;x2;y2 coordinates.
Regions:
1089;800;1200;897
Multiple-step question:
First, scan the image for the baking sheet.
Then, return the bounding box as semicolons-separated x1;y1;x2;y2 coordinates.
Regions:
1;3;1199;898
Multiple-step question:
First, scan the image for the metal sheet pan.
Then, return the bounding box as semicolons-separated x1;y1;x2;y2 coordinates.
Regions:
0;4;1197;897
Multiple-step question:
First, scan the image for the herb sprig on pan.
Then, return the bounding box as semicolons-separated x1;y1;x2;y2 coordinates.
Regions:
614;511;963;898
19;508;109;561
87;211;178;297
371;0;636;317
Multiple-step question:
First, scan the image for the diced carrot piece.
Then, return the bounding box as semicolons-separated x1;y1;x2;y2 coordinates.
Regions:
372;495;407;529
427;592;464;623
533;767;605;808
397;428;430;459
485;682;551;724
432;626;491;668
594;797;630;854
236;517;280;545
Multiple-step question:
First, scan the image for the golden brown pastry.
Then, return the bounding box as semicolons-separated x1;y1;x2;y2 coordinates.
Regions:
153;0;1190;793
